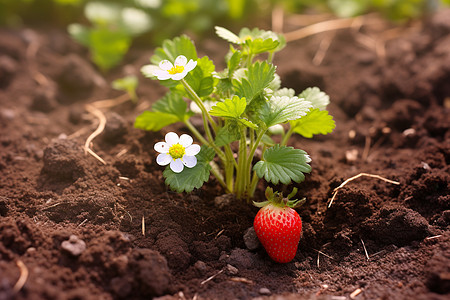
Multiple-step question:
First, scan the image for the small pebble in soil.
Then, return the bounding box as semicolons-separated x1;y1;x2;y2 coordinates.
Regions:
345;149;359;163
214;194;235;209
26;247;37;256
0;108;15;121
259;287;271;295
194;260;207;274
225;264;239;275
61;235;86;256
243;226;260;250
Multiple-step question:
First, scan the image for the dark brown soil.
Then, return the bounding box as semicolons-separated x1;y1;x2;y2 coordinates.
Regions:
1;10;450;300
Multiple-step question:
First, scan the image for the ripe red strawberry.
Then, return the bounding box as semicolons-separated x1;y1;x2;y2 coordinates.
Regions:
253;187;304;263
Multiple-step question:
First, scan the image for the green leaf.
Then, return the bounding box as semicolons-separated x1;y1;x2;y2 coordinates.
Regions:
216;78;234;99
184;56;215;97
67;24;90;46
215;26;241;44
261;134;275;147
163;146;215;193
134;111;179;131
89;27;131;71
267;73;281;91
328;0;368;18
152;92;192;121
134;93;191;131
273;87;295;97
290;108;336;138
234;61;276;102
210;96;246;118
214;120;240;147
238;118;258;129
151;35;197;64
112;75;138;92
299;87;330;110
245;38;279;55
253;145;311;185
227;50;242;76
259;96;312;128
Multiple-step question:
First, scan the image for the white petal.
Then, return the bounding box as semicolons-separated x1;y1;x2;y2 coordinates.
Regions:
190;101;202;114
182;155;197;168
153;69;171;80
165;132;179;146
171;71;188;80
175;55;188;67
185;60;197;72
170;159;184;173
179;134;193;147
185;144;200;156
154;141;169;153
156;153;171;166
305;155;312;163
159;60;173;71
141;64;160;78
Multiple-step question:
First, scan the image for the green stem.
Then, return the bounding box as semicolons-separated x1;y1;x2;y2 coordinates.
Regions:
210;161;228;192
243;130;266;198
181;79;217;132
268;51;274;63
281;127;294;146
247;144;266;198
248;171;260;198
181;80;226;163
246;130;266;171
184;120;208;145
235;126;248;199
224;146;236;192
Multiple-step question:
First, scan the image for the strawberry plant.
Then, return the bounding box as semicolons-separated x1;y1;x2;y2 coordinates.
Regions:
68;2;151;71
136;26;335;199
253;187;304;263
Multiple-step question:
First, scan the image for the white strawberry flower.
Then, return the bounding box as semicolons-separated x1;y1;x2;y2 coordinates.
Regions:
154;132;200;173
152;55;197;80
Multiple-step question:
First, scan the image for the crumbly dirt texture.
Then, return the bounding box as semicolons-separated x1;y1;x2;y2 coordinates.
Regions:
1;10;449;300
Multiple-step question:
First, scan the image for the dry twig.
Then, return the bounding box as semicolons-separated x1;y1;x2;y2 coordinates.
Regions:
83;93;130;165
84;104;107;165
201;269;224;285
284;17;361;42
350;288;363;299
360;238;369;261
230;277;253;284
328;173;400;208
312;32;335;65
13;260;29;293
272;5;284;33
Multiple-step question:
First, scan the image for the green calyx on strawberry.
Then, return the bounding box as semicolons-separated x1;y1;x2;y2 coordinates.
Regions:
253;187;305;263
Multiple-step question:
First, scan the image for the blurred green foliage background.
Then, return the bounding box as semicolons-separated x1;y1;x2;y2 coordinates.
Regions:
1;0;447;71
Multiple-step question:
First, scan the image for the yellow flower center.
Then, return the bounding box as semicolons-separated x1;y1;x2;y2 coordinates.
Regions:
168;65;185;75
168;143;185;160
